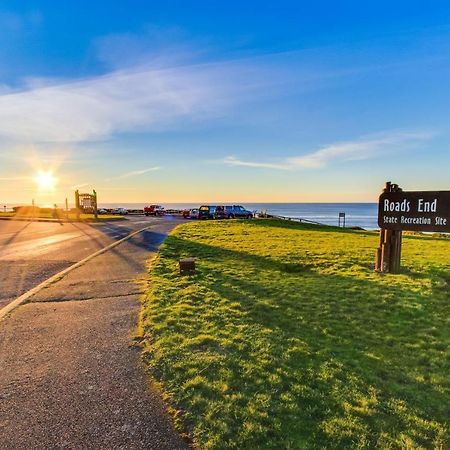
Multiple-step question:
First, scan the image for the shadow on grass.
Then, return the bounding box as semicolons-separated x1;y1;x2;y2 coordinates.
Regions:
149;233;449;448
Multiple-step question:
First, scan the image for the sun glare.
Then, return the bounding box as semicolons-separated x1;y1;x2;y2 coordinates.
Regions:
33;170;57;191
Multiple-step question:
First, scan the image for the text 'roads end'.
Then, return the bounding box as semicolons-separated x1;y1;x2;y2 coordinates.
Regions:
378;191;450;232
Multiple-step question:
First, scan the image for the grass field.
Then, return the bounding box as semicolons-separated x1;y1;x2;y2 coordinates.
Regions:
140;219;449;449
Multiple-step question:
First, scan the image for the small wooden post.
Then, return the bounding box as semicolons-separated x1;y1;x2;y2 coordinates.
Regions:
179;258;196;274
375;182;403;273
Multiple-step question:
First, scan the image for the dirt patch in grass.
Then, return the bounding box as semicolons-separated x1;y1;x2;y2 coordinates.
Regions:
141;219;450;449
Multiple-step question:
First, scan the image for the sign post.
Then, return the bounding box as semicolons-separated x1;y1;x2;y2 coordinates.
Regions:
376;182;450;273
338;212;346;228
93;189;98;219
75;189;98;219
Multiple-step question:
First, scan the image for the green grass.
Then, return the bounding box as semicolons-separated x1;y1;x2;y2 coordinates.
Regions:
140;219;450;449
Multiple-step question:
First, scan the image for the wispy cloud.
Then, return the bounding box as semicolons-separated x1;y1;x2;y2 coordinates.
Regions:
71;182;90;190
223;156;289;170
103;166;161;182
0;55;292;144
117;166;161;178
0;65;222;142
222;131;435;170
0;45;400;146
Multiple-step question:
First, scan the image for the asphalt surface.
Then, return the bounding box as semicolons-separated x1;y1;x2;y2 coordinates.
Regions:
0;216;171;309
0;216;189;449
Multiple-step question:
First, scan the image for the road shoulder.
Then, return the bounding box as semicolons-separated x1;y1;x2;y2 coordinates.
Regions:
0;221;188;449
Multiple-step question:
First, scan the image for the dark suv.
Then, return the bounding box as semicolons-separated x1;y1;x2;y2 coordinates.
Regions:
225;205;253;219
199;205;216;219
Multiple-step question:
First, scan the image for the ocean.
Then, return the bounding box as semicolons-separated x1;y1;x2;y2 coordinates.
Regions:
100;202;379;230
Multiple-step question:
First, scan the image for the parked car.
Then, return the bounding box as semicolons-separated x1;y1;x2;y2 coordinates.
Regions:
225;205;253;219
191;208;200;219
144;205;165;216
97;208;108;214
199;205;216;219
113;207;128;215
214;205;228;219
183;208;199;219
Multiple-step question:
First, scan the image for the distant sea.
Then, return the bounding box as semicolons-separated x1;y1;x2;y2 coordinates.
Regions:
101;202;379;230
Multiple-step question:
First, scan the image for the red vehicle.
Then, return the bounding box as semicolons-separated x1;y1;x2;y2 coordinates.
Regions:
144;205;165;216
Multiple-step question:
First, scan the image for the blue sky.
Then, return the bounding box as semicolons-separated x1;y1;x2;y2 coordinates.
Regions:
1;1;449;204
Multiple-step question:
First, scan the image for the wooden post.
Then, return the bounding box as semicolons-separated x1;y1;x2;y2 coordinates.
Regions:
381;229;392;272
390;230;402;274
375;182;403;273
93;189;98;219
74;190;80;220
179;258;196;274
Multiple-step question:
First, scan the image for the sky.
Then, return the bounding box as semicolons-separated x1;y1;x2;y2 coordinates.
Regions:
1;1;450;205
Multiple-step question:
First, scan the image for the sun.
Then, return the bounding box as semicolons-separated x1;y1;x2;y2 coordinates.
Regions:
33;170;57;191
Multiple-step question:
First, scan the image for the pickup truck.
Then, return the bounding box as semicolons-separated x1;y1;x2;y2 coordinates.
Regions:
144;205;165;216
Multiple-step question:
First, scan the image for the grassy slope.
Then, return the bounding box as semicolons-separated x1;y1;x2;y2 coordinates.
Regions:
141;219;449;449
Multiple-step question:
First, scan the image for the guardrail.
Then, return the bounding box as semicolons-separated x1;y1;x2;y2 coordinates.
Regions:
267;214;326;226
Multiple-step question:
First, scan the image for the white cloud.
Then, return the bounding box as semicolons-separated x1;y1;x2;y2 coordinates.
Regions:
0;63;243;143
223;156;290;170
117;166;161;178
0;46;392;146
103;166;161;182
222;131;435;170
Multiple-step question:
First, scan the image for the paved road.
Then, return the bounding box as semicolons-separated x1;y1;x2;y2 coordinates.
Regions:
0;216;174;308
0;216;189;449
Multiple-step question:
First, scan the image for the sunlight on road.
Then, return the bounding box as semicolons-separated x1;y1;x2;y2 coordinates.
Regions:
0;232;82;260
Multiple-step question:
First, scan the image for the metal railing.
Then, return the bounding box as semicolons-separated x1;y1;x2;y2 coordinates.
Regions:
266;214;326;226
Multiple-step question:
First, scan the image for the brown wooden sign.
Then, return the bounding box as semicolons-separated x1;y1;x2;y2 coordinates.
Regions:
378;190;450;232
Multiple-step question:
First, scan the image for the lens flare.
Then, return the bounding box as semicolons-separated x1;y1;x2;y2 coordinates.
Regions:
33;170;57;191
